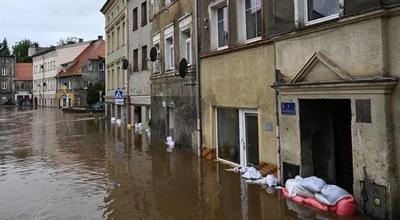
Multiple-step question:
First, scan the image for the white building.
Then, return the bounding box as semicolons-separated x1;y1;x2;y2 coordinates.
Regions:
31;42;90;107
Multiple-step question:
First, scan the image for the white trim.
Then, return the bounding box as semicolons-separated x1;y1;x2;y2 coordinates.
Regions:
240;0;262;43
244;36;262;44
164;24;174;37
178;15;192;29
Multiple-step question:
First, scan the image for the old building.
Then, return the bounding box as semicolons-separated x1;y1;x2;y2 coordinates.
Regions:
0;55;15;104
127;0;151;126
31;41;91;108
56;39;105;108
101;0;128;122
268;0;400;219
14;63;33;106
149;0;197;149
199;0;277;170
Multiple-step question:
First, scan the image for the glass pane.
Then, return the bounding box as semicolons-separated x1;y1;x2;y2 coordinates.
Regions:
307;0;339;21
245;113;259;166
245;0;261;39
217;108;240;164
217;6;228;47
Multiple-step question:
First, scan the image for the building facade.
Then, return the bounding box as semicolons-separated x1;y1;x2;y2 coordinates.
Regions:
270;1;400;219
31;42;90;108
199;0;277;172
14;63;33;106
56;39;105;108
127;0;151;125
0;55;15;104
101;0;128;122
149;0;197;149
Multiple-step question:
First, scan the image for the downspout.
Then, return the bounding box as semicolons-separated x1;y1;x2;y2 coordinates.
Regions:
274;45;282;184
126;2;131;126
195;0;202;156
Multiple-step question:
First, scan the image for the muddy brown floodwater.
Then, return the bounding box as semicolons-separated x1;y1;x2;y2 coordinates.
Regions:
0;107;368;220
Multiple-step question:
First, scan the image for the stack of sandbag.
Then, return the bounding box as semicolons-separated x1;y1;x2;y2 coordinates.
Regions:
281;176;357;216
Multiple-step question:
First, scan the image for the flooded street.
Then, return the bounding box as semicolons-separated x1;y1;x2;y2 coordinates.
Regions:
0;107;365;220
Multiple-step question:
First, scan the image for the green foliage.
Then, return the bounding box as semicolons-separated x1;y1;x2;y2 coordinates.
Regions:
0;38;11;56
12;39;39;63
87;82;105;106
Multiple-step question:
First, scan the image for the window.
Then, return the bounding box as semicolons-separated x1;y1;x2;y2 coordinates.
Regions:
122;22;126;45
84;81;90;88
305;0;339;25
21;83;25;90
117;26;121;47
164;32;174;71
165;0;172;6
152;34;161;74
141;2;147;26
142;45;148;70
217;6;228;48
99;63;105;71
88;62;93;71
107;34;111;53
133;8;138;31
133;48;139;71
243;0;262;41
112;31;115;51
2;81;7;89
154;0;160;13
1;68;5;76
179;16;192;65
68;81;71;89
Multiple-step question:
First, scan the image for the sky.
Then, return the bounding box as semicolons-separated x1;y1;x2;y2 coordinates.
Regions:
0;0;107;48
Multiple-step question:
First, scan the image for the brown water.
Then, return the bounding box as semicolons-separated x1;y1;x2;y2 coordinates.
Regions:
0;107;367;220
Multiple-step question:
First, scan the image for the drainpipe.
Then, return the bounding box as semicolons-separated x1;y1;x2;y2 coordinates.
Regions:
274;47;282;184
195;0;202;156
126;2;131;126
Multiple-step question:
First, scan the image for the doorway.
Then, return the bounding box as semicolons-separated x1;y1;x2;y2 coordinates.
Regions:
299;99;353;193
216;108;259;167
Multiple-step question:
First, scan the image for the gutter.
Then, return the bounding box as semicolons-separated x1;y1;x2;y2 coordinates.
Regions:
195;0;202;156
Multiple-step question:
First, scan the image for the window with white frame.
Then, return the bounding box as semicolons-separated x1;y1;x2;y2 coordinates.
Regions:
305;0;339;25
217;6;228;48
179;16;192;66
99;63;105;71
1;68;6;76
88;62;93;71
152;34;161;74
164;25;174;71
240;0;262;41
2;81;7;89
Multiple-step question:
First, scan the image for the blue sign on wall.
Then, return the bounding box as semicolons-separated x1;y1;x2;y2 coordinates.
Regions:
114;90;124;105
281;102;296;115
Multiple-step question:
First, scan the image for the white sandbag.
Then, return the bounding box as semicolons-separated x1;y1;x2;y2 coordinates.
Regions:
241;167;262;180
299;176;327;193
295;184;314;198
320;184;351;205
315;193;334;206
246;175;278;187
285;178;301;198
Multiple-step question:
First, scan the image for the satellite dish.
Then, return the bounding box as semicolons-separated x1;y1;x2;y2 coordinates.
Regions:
150;47;158;62
40;64;44;69
179;58;188;78
64;82;68;86
122;59;129;70
43;82;47;87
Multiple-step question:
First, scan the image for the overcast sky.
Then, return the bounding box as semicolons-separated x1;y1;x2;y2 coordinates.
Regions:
0;0;106;47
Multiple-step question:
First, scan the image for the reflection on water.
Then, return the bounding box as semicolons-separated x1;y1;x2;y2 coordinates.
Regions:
0;107;366;220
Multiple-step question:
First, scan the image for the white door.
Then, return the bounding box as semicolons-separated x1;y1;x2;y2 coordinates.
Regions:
239;110;259;167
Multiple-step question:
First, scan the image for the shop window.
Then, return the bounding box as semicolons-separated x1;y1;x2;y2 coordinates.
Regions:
217;108;240;164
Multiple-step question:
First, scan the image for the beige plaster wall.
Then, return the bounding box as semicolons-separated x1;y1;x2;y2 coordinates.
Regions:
275;18;385;80
200;45;277;164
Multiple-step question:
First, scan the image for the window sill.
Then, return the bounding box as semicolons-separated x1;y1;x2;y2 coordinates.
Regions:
245;36;262;44
217;46;228;51
305;13;339;26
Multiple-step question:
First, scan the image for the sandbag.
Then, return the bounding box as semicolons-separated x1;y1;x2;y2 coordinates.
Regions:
241;167;262;180
299;176;327;193
281;188;304;203
285;178;301;197
320;184;351;205
295;184;314;198
315;193;335;206
336;196;357;216
303;197;329;211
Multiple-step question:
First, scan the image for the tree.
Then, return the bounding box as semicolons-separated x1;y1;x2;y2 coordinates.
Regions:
0;38;11;56
87;82;105;106
12;39;39;63
57;36;79;46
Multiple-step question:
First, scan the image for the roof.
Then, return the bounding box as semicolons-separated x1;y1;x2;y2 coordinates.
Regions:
15;63;33;81
100;0;114;13
57;40;105;78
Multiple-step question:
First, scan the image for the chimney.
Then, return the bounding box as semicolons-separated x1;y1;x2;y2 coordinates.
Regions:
98;35;103;40
79;38;84;43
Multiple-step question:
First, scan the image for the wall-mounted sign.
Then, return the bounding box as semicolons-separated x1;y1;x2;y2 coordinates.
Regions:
115;90;124;105
281;102;296;115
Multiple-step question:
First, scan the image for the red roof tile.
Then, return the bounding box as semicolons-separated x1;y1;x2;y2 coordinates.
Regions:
15;63;33;81
58;40;105;78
